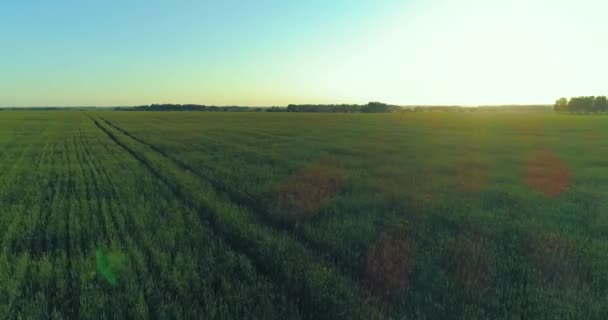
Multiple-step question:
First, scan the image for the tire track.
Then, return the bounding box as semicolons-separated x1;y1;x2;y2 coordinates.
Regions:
30;135;57;257
76;122;152;297
88;114;384;320
61;128;79;319
97;116;358;275
88;116;280;276
83;116;275;319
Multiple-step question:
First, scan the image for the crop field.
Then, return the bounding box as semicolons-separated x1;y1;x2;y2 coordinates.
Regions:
0;111;607;319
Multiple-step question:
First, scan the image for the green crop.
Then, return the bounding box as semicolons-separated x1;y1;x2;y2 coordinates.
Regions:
0;110;606;319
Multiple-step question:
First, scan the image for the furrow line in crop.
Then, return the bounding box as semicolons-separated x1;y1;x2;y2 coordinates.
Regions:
29;134;57;257
91;114;311;315
79;118;174;318
84;116;299;319
62;130;80;318
88;114;385;320
87;136;168;306
1;127;55;257
75;122;153;301
74;128;98;252
97;116;360;276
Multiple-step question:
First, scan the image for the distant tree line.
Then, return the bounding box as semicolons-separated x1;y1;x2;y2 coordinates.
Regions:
286;102;399;113
411;106;465;112
117;104;262;112
554;96;608;113
118;102;401;113
408;105;552;112
286;104;363;113
0;104;553;112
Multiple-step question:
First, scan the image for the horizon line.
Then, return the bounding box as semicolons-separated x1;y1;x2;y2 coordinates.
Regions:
0;103;554;109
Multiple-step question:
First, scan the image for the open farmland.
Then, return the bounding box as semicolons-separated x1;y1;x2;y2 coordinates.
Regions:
1;111;607;319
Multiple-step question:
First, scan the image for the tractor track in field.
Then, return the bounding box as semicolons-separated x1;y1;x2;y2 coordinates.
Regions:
86;115;314;319
77;121;201;316
96;116;362;276
97;117;262;207
64;130;81;319
75;125;151;297
29;135;57;257
87;115;282;282
83;117;301;319
88;114;383;320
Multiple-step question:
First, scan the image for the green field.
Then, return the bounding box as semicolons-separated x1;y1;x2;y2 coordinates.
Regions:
1;111;607;319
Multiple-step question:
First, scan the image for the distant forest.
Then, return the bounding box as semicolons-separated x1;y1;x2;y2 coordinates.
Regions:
117;102;400;113
114;103;552;113
554;96;608;113
0;103;553;112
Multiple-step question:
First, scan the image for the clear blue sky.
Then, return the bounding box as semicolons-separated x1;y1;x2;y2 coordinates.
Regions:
1;0;607;106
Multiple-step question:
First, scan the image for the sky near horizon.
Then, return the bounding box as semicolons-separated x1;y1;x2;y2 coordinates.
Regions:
1;0;607;107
